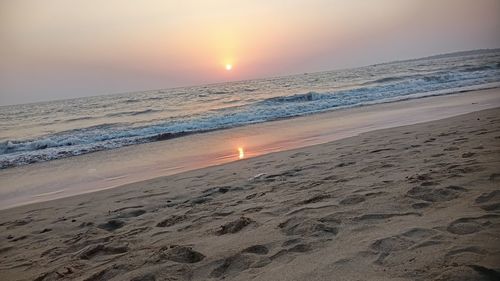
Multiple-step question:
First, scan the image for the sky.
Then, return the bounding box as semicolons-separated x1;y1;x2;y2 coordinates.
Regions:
0;0;499;105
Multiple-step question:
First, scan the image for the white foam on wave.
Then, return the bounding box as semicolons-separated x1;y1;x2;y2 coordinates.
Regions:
1;50;499;168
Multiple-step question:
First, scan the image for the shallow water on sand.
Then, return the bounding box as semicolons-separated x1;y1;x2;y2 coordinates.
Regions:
1;49;500;168
1;88;499;209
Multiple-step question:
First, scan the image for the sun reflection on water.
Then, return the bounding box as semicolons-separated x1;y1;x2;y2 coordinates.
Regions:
238;147;244;159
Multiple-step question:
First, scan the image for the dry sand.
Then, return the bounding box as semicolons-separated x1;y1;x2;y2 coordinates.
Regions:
1;108;500;281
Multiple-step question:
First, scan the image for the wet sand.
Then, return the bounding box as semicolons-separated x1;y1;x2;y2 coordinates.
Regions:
1;88;500;210
1;106;500;280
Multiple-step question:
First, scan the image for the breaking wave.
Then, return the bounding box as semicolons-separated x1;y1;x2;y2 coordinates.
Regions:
1;49;499;168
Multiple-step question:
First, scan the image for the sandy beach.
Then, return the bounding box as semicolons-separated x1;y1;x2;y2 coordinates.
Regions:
2;2;499;280
1;104;499;280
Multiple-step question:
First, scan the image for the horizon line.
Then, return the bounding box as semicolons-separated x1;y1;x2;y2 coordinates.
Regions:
1;47;499;107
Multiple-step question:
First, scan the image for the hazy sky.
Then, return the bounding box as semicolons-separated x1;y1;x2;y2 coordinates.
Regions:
1;0;499;105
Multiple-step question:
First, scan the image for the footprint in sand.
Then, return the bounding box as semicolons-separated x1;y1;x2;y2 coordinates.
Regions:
339;194;366;205
461;152;476;158
115;209;146;218
370;227;441;264
298;194;331;205
97;219;125;231
159;245;205;263
77;244;128;260
209;253;270;278
476;190;500;212
278;216;339;237
273;243;312;257
216;217;255;235
447;218;483;235
406;185;467;202
156;214;188;227
268;242;315;263
242;245;269;255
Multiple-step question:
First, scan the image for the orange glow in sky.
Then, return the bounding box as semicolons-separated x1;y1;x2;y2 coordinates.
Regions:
1;0;499;105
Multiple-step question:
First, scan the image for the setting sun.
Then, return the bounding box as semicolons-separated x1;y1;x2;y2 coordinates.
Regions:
2;1;499;280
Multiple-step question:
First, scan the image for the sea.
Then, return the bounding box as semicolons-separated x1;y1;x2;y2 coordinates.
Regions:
1;49;499;169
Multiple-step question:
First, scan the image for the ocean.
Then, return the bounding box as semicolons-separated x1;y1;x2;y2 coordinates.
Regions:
1;49;499;169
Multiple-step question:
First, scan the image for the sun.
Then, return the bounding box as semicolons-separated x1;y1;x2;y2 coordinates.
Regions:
225;64;232;71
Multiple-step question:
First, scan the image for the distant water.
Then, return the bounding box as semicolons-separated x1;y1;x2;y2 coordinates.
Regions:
1;49;499;169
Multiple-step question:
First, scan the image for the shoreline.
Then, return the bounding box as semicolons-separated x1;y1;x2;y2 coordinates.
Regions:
1;107;499;280
1;88;500;210
3;83;499;170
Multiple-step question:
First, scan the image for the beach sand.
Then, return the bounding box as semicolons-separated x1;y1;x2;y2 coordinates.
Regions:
1;107;500;281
